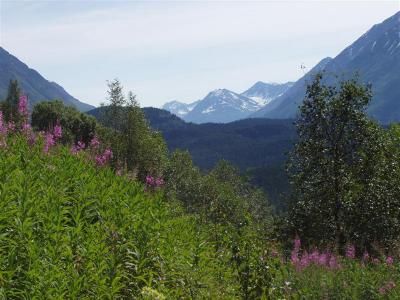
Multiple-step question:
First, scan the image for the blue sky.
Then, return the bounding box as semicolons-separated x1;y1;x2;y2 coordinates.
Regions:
0;1;399;107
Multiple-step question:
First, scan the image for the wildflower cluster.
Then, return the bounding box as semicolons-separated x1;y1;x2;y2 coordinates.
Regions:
290;238;340;271
145;175;164;190
71;141;86;154
379;281;396;295
95;148;113;166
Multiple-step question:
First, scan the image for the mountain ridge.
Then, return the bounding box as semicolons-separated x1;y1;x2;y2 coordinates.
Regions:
162;81;294;123
0;47;94;112
257;11;400;123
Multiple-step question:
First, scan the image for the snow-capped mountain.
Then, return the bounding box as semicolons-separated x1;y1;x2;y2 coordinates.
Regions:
254;11;400;123
183;89;265;123
162;81;293;123
241;81;294;107
162;100;200;118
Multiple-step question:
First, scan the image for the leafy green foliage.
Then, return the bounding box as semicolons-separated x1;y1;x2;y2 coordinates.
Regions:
0;79;21;122
97;80;167;179
287;74;400;253
31;100;97;144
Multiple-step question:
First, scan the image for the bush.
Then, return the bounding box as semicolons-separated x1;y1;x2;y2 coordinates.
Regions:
31;100;97;144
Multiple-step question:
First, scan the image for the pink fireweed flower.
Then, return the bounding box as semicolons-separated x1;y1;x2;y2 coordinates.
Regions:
95;148;113;166
53;123;62;139
95;155;106;166
70;145;78;155
345;244;356;259
146;175;155;186
145;175;165;190
28;132;36;147
290;237;301;266
309;250;320;264
18;95;28;116
90;136;100;149
363;251;370;261
155;178;164;187
71;141;85;154
294;237;301;251
43;132;55;154
328;255;340;269
0;111;6;135
372;258;380;265
77;141;85;150
299;251;310;269
21;121;31;133
386;256;394;266
318;253;328;266
7;121;15;132
379;281;396;295
103;148;113;160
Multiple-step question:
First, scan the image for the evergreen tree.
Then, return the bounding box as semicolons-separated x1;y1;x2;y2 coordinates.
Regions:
2;79;21;121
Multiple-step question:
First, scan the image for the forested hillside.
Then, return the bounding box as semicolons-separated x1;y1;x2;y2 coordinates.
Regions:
1;76;400;298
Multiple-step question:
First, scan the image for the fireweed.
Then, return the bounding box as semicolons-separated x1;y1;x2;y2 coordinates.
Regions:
145;175;164;191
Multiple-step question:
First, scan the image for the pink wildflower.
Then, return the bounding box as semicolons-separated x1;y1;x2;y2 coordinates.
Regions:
318;253;328;266
294;237;301;251
103;148;113;160
372;258;380;265
18;95;28;116
28;132;36;146
379;281;396;295
0;111;7;135
7;121;15;132
53;123;62;139
310;250;320;264
328;255;339;269
363;251;370;261
95;154;106;166
145;175;165;190
345;244;355;259
77;141;85;150
95;148;113;166
90;136;100;149
386;256;394;266
43;132;55;154
21;121;31;133
155;178;164;187
299;251;310;269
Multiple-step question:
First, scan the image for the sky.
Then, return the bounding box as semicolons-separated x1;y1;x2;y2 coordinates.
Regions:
0;1;399;107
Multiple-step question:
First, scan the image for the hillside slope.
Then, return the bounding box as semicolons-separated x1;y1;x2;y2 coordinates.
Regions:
0;133;241;298
0;47;94;112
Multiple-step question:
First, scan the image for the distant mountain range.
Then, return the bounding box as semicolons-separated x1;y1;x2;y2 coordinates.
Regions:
0;47;94;112
163;82;293;123
164;11;400;124
253;11;400;123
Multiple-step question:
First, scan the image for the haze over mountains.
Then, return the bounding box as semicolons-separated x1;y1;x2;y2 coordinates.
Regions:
0;47;94;112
